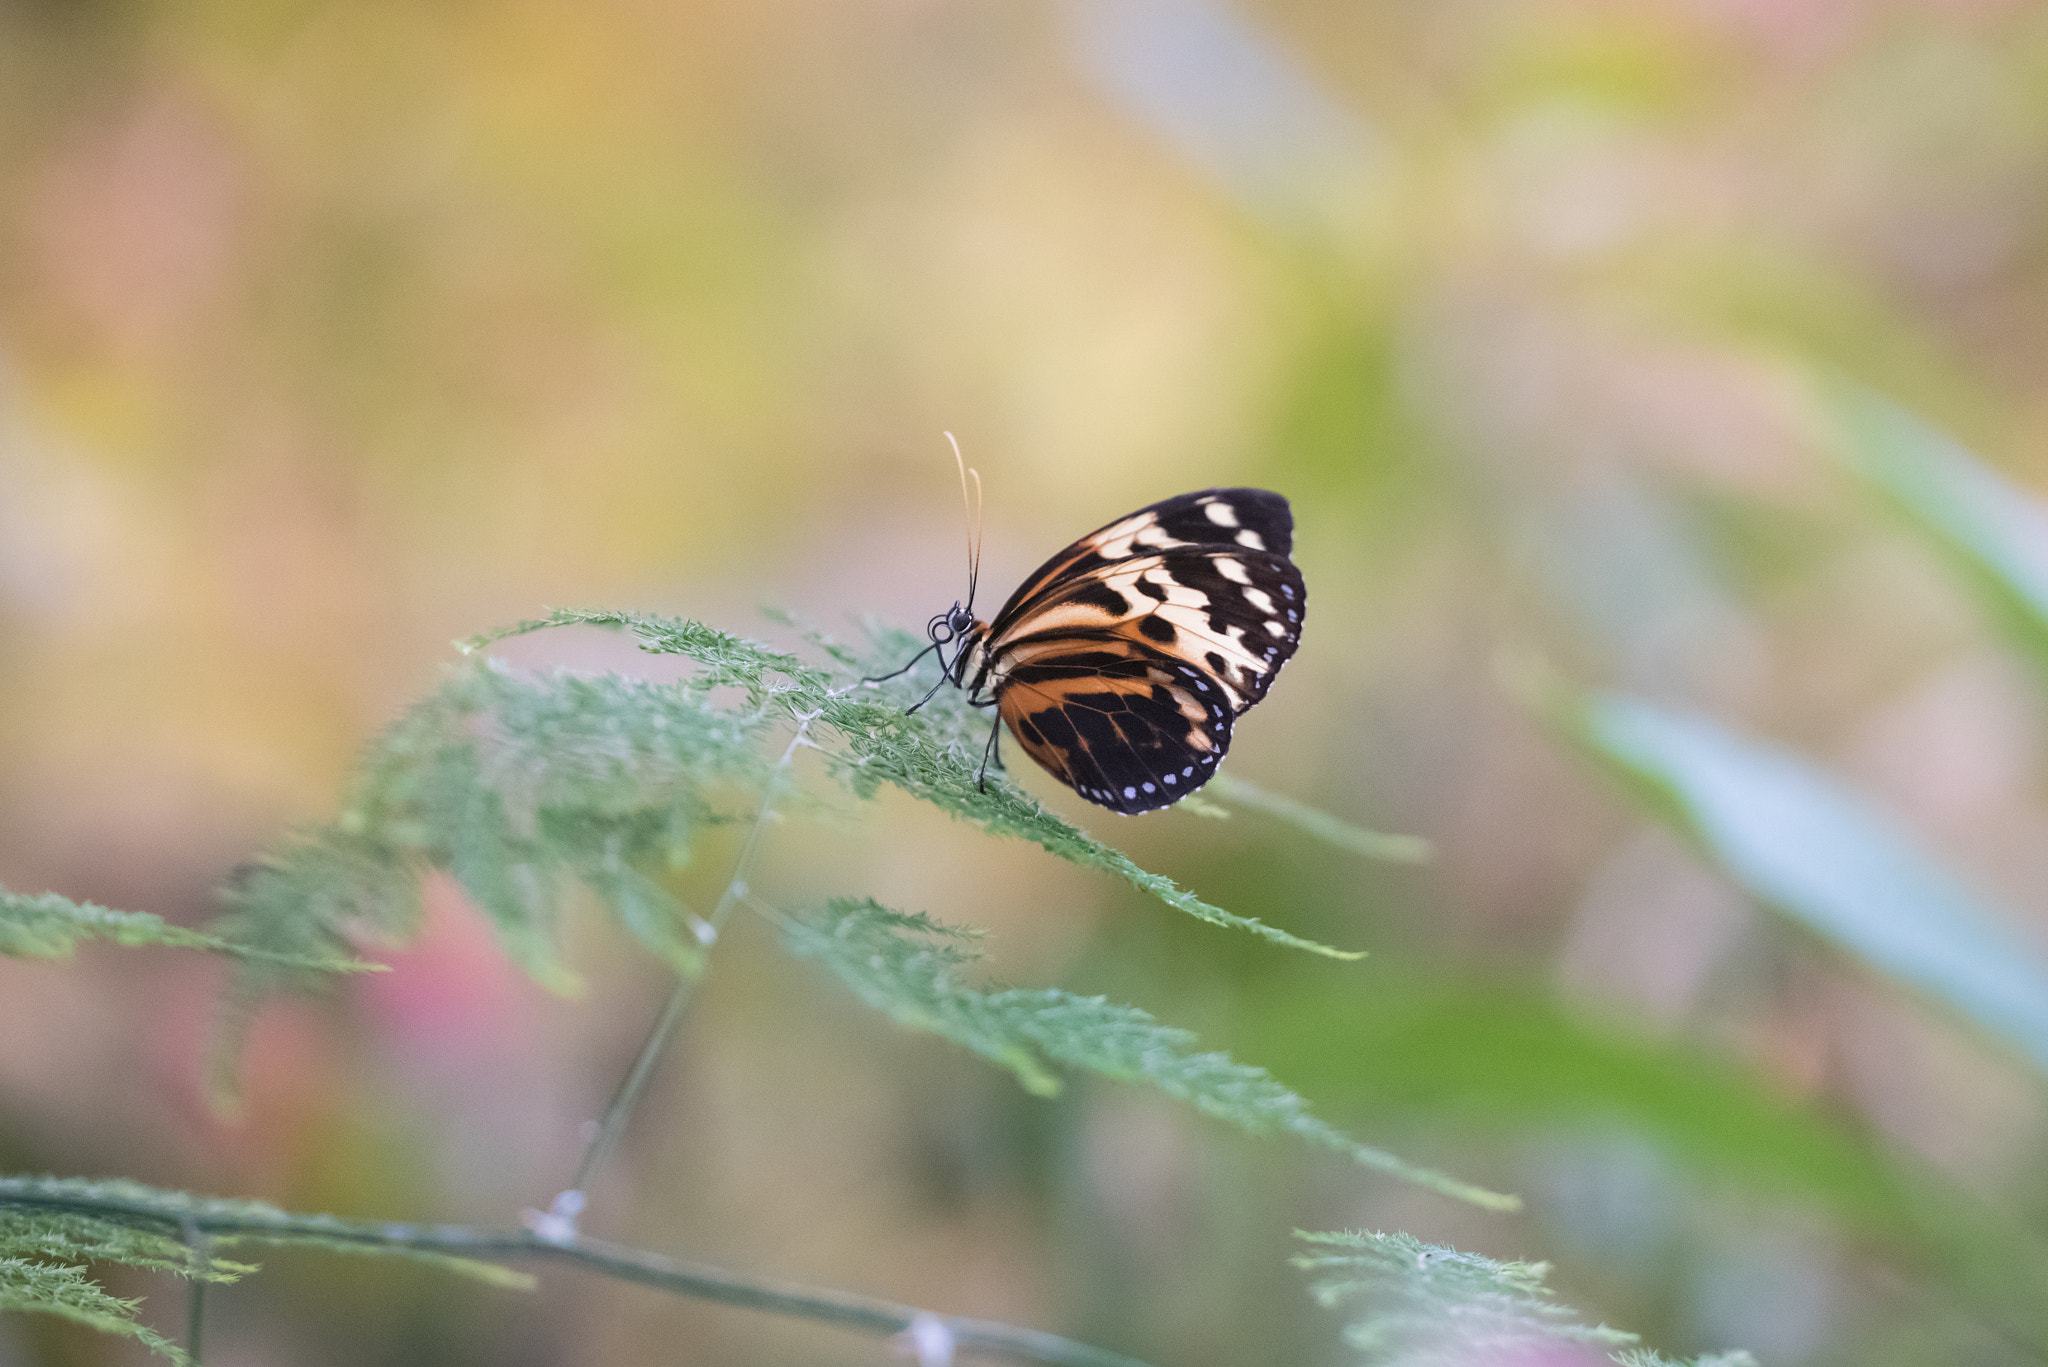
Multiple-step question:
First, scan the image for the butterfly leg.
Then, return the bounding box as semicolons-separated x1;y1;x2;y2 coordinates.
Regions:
861;637;944;685
974;709;1005;790
903;660;956;715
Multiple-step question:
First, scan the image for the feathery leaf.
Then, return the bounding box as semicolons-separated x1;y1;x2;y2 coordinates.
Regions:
0;1258;192;1365
0;886;369;970
785;899;1512;1209
1295;1230;1755;1367
0;1176;530;1291
212;608;1360;1088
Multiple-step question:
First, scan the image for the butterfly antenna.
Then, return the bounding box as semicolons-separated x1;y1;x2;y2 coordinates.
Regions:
944;431;984;610
968;466;984;609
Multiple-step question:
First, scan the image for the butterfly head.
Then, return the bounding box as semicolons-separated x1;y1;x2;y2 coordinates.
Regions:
928;602;979;645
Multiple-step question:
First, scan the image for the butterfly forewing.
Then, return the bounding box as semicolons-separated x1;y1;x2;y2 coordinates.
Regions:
976;488;1305;812
985;488;1294;634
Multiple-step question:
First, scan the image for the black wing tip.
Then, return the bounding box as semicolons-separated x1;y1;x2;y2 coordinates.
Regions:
1146;488;1294;557
1069;752;1226;814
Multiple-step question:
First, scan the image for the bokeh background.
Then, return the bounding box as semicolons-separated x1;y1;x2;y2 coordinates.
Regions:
6;0;2048;1363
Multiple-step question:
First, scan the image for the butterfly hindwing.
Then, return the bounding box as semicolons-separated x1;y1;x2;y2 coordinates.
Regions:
996;642;1233;814
971;489;1305;812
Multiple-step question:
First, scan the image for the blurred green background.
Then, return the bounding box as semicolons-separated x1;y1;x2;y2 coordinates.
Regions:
5;1;2048;1364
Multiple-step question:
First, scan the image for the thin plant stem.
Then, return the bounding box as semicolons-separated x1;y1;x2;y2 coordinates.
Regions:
552;709;822;1219
1;1177;1157;1367
181;1215;207;1365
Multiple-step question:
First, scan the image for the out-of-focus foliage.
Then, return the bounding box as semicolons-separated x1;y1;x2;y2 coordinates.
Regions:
216;612;1478;1201
0;1171;534;1362
216;609;1353;1037
1564;690;2048;1076
0;1189;253;1367
0;885;365;968
1205;774;1433;863
1822;383;2048;678
1296;1229;1759;1367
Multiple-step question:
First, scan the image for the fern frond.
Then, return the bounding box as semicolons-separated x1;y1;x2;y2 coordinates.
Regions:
0;886;368;970
1295;1230;1755;1366
0;1176;529;1291
784;899;1514;1210
212;608;1364;1086
210;653;780;1067
0;1193;265;1367
2;1175;1152;1365
824;619;1364;958
0;1258;192;1364
571;607;1359;958
0;1209;250;1281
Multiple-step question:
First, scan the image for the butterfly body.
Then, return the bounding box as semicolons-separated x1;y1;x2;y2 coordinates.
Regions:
895;488;1305;815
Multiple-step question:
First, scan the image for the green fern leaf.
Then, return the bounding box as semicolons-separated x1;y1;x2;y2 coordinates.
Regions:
505;609;1358;957
0;1209;251;1281
212;608;1366;1086
1296;1230;1756;1366
0;1189;268;1366
209;652;779;1081
785;899;1512;1209
0;886;369;970
0;1176;529;1292
0;1257;193;1364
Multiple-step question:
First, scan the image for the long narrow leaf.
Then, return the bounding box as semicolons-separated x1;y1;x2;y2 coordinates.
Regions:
1570;692;2048;1078
1820;380;2048;672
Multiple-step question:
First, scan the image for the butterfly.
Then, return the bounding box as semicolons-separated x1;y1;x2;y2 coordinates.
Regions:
871;468;1306;814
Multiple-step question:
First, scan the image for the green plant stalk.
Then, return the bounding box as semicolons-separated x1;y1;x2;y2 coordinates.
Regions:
1206;774;1432;863
2;1178;1149;1367
181;1217;207;1364
555;709;822;1217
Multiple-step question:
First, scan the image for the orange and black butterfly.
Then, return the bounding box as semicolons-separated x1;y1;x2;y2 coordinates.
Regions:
872;468;1305;814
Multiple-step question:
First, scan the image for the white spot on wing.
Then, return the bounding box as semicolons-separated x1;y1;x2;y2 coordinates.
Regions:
1203;501;1239;527
1215;558;1250;585
1235;529;1266;550
1243;587;1275;613
1264;619;1286;637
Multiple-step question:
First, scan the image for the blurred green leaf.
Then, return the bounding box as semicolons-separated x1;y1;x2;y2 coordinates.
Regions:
1819;380;2048;674
1296;1229;1755;1367
1205;774;1431;863
1248;972;2048;1354
1566;692;2048;1079
0;886;372;971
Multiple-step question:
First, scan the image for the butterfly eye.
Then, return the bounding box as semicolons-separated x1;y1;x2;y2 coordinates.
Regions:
948;606;976;636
